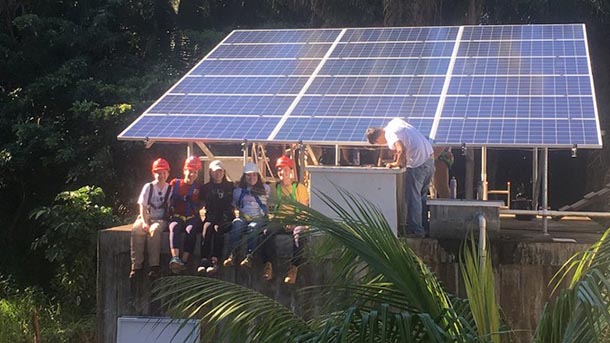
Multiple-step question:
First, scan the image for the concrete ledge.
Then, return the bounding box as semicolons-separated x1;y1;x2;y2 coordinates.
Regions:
428;199;504;207
97;225;322;343
97;224;596;343
428;200;503;239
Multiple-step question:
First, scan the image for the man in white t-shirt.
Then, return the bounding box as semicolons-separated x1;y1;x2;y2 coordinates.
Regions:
366;118;435;236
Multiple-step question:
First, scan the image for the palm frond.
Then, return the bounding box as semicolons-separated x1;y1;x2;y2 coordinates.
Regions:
459;235;502;343
305;304;457;343
274;185;469;337
153;186;504;342
277;186;452;311
533;228;610;343
153;276;312;342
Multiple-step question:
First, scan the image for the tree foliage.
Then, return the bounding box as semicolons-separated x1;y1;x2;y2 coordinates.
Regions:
31;186;119;311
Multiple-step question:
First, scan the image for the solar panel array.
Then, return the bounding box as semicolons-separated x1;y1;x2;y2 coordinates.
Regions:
118;24;601;148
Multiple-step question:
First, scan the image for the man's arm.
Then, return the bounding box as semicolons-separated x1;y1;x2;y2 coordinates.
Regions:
387;140;406;168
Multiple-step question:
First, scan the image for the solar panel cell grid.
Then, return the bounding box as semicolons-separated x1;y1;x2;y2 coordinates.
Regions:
193;60;320;76
447;76;591;95
119;24;600;147
320;59;450;76
458;41;586;57
462;24;583;40
149;95;294;115
209;43;332;59
306;76;445;96
225;29;341;44
331;42;455;58
124;115;280;140
171;76;308;95
452;57;589;75
341;27;458;42
274;117;433;142
292;96;440;117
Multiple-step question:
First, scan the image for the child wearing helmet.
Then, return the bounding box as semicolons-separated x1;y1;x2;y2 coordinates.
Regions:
130;158;172;279
167;156;204;274
274;155;309;284
223;162;275;280
197;160;235;275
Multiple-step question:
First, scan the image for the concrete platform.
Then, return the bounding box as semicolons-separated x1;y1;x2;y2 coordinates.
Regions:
97;219;609;343
499;214;606;243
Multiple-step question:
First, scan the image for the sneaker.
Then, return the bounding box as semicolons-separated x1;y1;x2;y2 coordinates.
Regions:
169;256;185;273
148;266;160;278
197;258;211;275
240;254;253;268
206;259;219;275
284;265;298;284
223;254;235;267
263;262;273;281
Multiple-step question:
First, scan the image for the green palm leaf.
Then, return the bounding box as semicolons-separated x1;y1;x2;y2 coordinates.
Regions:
534;228;610;343
153;276;312;342
153;186;500;342
459;234;502;343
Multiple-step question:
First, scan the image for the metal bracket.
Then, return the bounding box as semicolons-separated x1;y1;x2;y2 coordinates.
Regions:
196;142;215;159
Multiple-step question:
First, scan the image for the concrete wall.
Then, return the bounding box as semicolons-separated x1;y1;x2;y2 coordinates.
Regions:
97;225;590;343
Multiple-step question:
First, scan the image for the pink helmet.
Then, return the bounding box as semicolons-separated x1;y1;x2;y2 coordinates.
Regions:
151;158;170;173
184;156;202;171
275;155;294;169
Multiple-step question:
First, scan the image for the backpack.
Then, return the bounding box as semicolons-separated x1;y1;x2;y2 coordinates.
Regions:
238;187;268;217
146;182;172;219
171;179;198;217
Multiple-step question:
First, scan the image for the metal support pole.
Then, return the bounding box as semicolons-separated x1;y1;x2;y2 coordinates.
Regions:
298;141;305;182
465;148;475;199
478;214;487;268
242;140;248;165
481;146;488;200
334;144;340;166
186;142;194;157
196;142;215;159
532;148;538;210
542;147;549;235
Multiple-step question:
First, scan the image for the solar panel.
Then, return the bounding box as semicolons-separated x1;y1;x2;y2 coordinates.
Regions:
148;95;294;115
119;24;601;148
434;24;600;147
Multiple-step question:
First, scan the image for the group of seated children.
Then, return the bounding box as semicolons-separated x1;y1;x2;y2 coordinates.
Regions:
129;155;308;284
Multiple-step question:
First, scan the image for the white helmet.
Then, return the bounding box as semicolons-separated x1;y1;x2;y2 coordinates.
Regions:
209;160;225;171
243;162;258;174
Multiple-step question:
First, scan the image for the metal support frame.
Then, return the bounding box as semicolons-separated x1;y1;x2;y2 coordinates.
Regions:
298;142;306;182
242;140;248;165
478;214;487;268
532;148;539;210
502;209;610;218
196;142;215;159
334;144;340;166
305;145;319;165
481;146;488;200
187;142;194;157
542;147;549;235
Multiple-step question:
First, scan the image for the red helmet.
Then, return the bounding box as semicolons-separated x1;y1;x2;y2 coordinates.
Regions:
275;155;294;170
184;156;202;171
151;158;170;173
